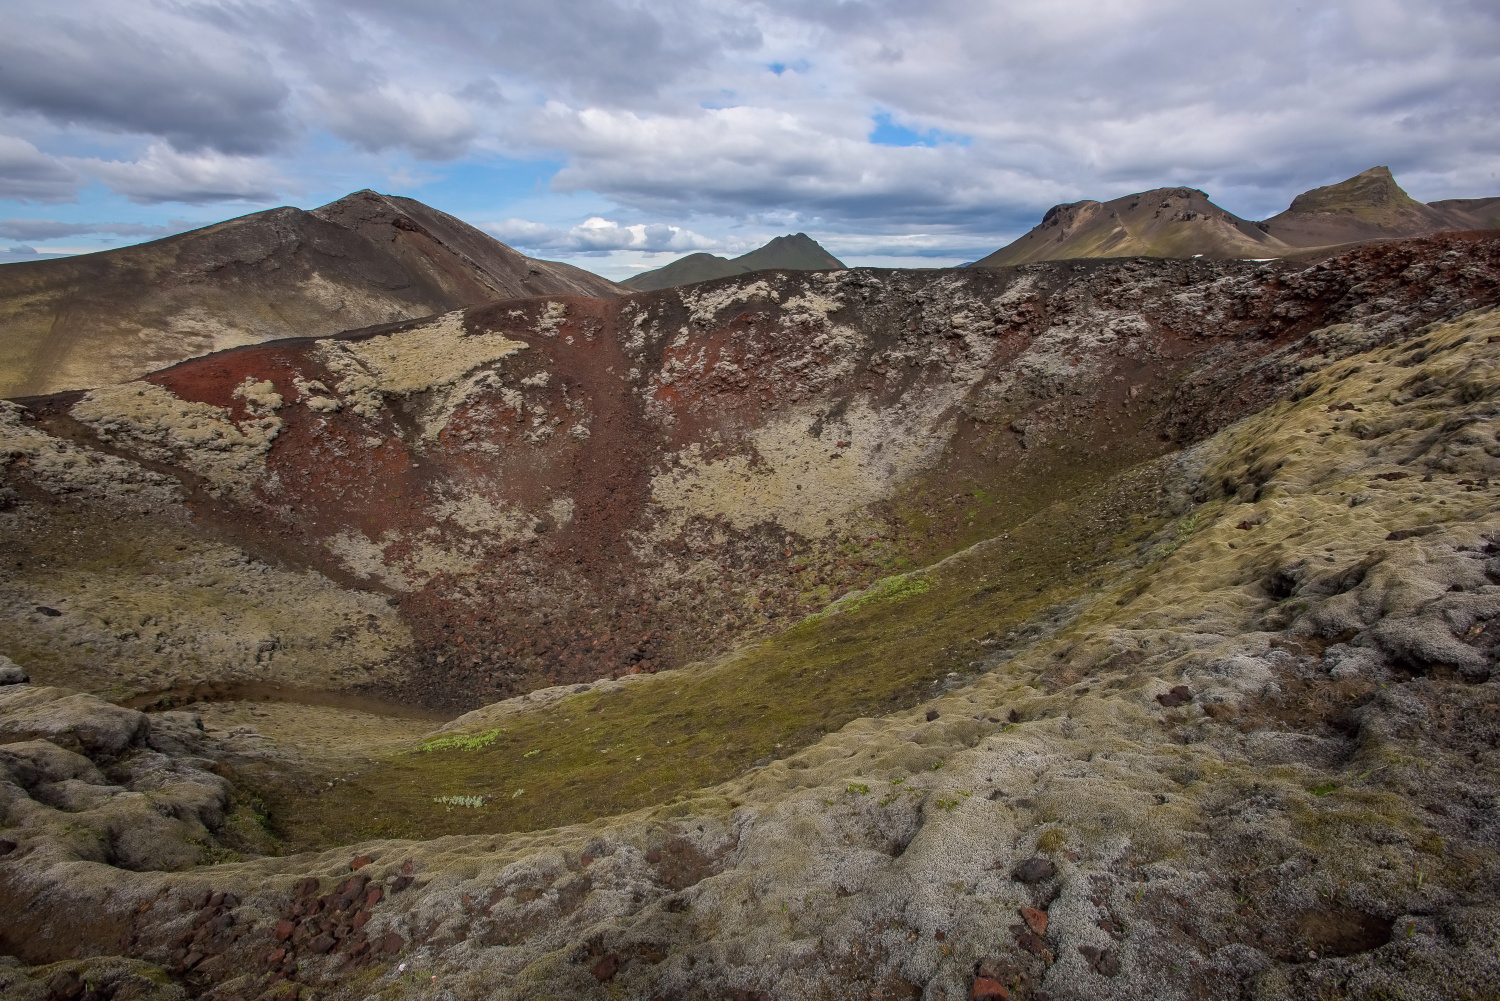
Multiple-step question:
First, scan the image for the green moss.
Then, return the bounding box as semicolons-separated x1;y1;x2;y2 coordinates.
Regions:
420;729;501;753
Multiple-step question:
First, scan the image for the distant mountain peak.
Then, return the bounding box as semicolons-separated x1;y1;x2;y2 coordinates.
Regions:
1284;166;1421;217
976;167;1500;268
622;233;844;291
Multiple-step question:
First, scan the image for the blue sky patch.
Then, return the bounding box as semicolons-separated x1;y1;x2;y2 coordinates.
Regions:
869;111;971;148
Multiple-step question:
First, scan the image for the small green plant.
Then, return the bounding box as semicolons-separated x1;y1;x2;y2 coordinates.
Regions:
523;748;541;758
433;795;486;810
823;573;932;617
891;777;905;784
1310;782;1339;797
930;760;945;771
847;782;870;795
935;797;960;811
420;728;500;753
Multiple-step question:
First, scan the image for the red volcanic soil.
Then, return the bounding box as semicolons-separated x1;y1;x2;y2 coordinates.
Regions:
28;233;1500;710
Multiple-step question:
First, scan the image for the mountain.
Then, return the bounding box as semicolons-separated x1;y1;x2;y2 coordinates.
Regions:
1430;196;1500;231
4;232;1499;996
0;190;622;399
621;232;844;290
973;186;1291;268
977;166;1500;268
1258;165;1485;247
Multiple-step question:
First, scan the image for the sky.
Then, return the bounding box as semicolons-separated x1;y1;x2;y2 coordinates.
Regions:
0;0;1497;280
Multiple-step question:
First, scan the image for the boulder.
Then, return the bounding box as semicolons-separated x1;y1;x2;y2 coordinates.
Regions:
0;687;149;760
0;656;28;686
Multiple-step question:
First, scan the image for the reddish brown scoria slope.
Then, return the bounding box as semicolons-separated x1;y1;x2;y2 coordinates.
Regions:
22;233;1500;710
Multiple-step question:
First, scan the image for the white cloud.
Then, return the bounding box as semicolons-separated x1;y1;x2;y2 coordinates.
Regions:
484;216;721;254
74;144;282;205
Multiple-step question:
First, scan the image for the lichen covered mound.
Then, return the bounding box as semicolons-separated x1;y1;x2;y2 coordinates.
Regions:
2;308;1499;1000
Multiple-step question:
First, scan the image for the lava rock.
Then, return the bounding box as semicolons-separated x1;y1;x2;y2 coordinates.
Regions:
1019;906;1048;936
970;978;1008;1000
1011;857;1056;883
590;954;620;981
1156;685;1192;707
1079;944;1120;977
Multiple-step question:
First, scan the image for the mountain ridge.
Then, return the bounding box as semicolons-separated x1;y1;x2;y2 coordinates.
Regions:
621;232;844;291
976;166;1500;268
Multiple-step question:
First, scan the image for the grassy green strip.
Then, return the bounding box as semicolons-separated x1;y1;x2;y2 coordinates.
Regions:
260;452;1178;852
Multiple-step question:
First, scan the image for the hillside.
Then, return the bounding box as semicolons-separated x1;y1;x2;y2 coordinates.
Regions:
974;187;1291;267
2;233;1498;999
0;191;621;399
1259;166;1486;248
978;167;1500;268
621;232;843;290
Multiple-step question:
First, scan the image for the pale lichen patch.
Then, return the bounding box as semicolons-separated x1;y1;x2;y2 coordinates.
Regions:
72;380;282;498
314;311;527;425
647;394;958;538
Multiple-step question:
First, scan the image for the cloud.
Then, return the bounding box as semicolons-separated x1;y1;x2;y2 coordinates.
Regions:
2;244;39;256
3;0;1499;256
318;86;478;160
76;145;282;205
538;104;1064;232
485;216;721;254
0;135;79;203
319;0;760;106
0;218;191;241
0;3;291;154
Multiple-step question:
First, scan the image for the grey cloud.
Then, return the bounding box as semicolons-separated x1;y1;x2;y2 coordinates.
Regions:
0;135;79;203
0;4;291;154
0;218;188;241
3;244;39;256
318;86;478;160
338;0;760;105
